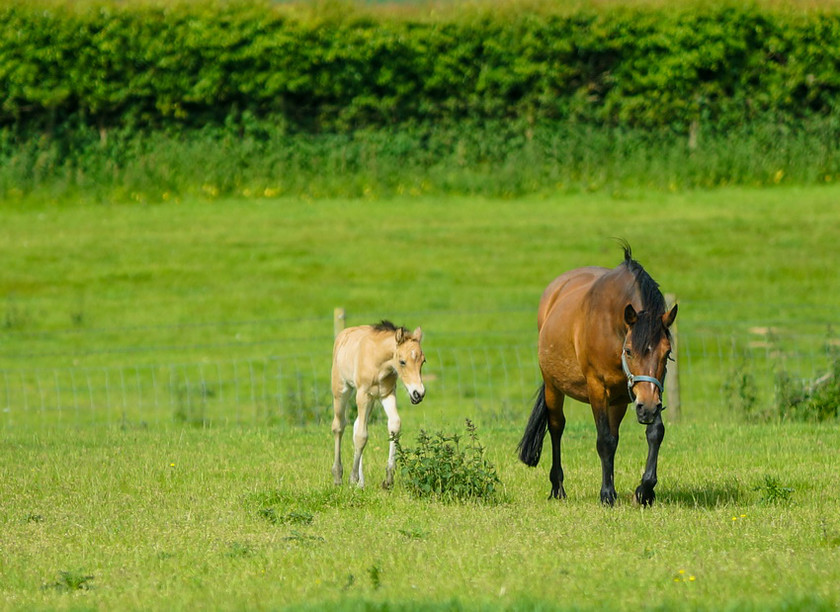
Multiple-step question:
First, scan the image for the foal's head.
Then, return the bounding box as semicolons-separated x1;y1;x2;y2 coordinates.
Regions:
623;303;678;424
393;326;426;404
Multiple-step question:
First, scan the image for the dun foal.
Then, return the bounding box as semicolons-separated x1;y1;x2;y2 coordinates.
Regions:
331;321;426;488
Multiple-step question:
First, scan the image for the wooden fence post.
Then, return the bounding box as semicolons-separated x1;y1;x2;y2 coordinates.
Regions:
665;294;681;421
333;307;345;338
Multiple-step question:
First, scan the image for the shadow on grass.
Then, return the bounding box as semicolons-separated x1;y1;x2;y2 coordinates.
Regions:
658;481;746;508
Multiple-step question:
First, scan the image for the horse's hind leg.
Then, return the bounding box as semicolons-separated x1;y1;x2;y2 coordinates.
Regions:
545;386;567;500
331;386;352;485
635;412;665;506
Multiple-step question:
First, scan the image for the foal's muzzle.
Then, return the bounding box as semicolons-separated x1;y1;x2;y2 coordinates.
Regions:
409;388;425;404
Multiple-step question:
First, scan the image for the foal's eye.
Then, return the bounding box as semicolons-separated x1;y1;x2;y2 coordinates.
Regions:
624;348;632;356
399;360;407;367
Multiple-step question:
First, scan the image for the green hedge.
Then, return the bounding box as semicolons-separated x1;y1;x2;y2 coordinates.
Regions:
2;0;840;134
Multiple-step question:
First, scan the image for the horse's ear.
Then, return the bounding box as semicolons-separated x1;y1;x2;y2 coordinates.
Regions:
412;327;423;342
395;327;405;344
663;304;678;328
624;304;638;326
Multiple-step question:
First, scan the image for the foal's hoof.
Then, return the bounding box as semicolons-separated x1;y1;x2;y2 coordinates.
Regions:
634;485;655;507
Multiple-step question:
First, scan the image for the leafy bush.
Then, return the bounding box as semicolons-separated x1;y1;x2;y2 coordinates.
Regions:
723;360;760;420
5;0;840;201
395;419;504;504
4;0;840;135
775;356;840;422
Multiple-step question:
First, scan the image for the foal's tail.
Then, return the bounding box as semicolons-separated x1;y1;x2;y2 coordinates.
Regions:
517;383;548;467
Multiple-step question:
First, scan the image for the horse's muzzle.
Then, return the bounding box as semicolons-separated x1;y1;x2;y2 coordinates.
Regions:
409;389;425;404
635;402;661;424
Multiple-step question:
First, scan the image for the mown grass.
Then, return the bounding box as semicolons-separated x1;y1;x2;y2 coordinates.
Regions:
1;185;838;427
1;422;838;611
1;186;838;609
2;186;838;364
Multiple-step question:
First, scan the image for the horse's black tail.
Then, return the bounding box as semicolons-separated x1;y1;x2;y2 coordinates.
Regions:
518;383;548;467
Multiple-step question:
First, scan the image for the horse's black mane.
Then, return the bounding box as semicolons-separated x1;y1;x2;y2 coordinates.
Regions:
619;241;669;353
373;320;409;334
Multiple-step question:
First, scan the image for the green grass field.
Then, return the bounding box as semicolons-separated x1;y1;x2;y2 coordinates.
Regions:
1;186;839;610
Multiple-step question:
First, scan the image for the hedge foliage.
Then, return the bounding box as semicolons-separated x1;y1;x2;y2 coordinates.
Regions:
3;0;840;136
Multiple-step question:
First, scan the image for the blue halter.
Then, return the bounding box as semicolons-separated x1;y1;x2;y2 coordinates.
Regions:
621;349;665;404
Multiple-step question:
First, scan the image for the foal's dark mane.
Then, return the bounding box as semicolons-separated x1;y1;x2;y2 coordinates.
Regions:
619;242;669;353
373;320;409;335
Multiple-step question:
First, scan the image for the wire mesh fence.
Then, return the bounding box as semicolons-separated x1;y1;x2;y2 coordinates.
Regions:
1;327;837;430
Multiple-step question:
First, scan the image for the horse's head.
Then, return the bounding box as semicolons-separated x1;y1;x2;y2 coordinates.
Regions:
394;326;426;404
622;303;678;424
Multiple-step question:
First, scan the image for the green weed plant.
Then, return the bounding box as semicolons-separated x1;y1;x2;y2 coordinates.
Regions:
395;419;504;504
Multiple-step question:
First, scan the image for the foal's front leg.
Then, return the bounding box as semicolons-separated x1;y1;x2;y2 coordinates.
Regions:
350;390;373;487
381;393;401;489
635;412;665;506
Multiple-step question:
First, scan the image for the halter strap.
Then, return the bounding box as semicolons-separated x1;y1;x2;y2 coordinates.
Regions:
621;350;665;402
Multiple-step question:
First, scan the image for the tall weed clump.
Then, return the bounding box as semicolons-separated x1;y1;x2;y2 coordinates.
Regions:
395;419;504;504
775;354;840;422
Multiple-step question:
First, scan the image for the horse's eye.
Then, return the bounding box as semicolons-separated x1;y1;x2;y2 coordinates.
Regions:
399;360;407;367
624;348;632;356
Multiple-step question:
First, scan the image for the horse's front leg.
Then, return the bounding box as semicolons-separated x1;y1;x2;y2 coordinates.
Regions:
592;399;627;506
635;412;665;506
380;393;401;489
350;390;373;487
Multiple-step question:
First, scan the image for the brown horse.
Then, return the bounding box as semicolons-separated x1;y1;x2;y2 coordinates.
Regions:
331;320;426;489
518;243;677;505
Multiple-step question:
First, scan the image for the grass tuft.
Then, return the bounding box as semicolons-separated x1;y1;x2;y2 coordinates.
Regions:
44;570;95;592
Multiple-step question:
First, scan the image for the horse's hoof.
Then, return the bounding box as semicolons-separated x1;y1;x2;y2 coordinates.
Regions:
600;490;618;506
634;485;655;506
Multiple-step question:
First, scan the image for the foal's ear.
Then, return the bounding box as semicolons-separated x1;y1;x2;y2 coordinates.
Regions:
663;304;678;328
412;326;423;342
395;327;406;344
624;304;638;326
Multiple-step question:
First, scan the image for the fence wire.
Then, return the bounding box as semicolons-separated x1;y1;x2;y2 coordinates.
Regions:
1;330;837;430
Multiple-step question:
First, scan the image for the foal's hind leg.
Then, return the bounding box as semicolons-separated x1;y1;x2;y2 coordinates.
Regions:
545;386;567;500
635;412;665;506
331;386;353;485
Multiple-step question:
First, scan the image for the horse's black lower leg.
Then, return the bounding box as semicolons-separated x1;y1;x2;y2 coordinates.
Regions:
635;414;665;506
595;413;619;506
547;412;567;500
